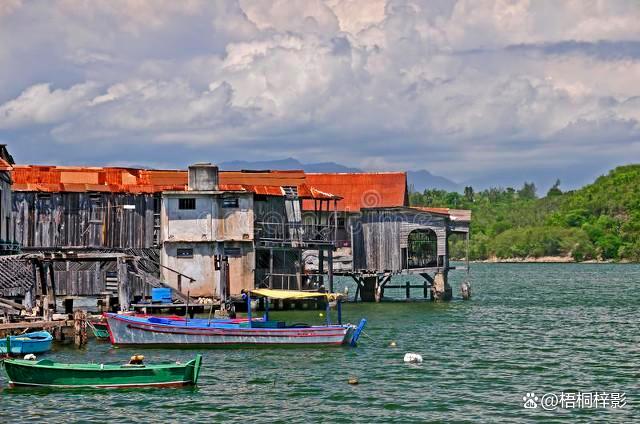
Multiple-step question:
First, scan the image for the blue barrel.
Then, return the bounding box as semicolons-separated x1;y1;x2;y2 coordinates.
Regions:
151;288;172;303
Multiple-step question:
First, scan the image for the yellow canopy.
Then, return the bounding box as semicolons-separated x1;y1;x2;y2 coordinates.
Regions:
250;289;341;301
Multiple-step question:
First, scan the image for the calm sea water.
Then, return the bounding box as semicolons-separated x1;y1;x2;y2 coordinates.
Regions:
1;264;638;423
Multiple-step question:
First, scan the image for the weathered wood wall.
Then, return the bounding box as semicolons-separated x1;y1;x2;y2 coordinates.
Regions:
12;192;156;249
0;173;11;241
354;208;448;272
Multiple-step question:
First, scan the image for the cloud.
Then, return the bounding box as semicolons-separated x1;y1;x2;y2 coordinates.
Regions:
0;0;639;188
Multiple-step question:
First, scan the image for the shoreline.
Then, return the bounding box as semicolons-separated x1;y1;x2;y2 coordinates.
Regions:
458;256;635;264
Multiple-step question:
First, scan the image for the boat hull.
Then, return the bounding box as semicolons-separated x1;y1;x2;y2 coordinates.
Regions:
105;313;353;346
0;331;53;355
2;355;202;389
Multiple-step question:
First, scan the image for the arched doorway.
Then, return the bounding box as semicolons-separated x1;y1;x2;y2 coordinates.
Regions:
407;229;438;269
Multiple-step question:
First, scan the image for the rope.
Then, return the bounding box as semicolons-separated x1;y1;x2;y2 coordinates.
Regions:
360;330;378;343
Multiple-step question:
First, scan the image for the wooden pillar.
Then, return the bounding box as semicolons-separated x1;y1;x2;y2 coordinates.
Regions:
406;281;411;299
328;248;334;293
177;274;183;294
465;231;470;275
73;310;88;348
117;258;130;311
333;200;338;242
318;249;324;285
296;248;302;290
269;248;274;289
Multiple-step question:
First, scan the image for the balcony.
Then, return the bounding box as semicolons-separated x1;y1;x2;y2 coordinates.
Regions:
254;221;336;247
0;240;21;255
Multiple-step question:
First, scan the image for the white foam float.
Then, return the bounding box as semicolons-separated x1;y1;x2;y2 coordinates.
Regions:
403;352;423;363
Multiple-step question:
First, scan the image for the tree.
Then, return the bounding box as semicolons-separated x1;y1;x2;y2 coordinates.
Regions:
518;182;537;200
547;179;562;197
464;186;475;202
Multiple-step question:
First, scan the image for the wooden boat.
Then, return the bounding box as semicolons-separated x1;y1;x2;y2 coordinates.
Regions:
1;354;202;388
105;289;367;347
0;331;53;355
87;321;110;340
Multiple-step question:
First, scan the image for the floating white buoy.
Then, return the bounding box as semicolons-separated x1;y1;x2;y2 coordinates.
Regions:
403;352;423;363
348;377;359;385
389;341;397;347
23;354;37;361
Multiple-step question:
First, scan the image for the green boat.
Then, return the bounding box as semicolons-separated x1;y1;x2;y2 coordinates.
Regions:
1;354;202;388
87;321;110;340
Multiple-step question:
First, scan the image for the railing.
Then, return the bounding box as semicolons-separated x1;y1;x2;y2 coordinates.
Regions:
0;240;21;255
254;221;336;245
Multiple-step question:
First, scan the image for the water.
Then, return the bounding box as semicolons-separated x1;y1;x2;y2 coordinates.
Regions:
1;264;638;423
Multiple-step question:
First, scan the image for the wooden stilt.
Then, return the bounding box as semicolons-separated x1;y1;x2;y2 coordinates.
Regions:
73;310;87;348
328;249;334;293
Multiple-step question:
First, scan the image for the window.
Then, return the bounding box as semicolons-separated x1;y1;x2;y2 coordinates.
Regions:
178;198;196;210
224;247;242;257
222;198;239;208
177;248;194;258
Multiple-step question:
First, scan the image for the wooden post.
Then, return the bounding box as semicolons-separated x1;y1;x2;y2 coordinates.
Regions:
318;249;324;286
328;249;334;293
117;258;130;311
406;281;410;299
47;262;57;314
269;248;274;289
73;310;87;348
465;231;470;275
177;274;183;294
296;248;302;290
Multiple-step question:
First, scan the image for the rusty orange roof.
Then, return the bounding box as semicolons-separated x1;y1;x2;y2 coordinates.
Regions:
0;158;12;172
219;170;338;199
11;165;188;194
302;173;408;212
10;165;340;199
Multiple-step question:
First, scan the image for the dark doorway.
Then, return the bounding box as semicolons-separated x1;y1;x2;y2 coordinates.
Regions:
407;229;438;268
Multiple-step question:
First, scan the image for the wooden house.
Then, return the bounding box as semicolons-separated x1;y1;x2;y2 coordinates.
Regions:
302;172;471;301
0;145;17;255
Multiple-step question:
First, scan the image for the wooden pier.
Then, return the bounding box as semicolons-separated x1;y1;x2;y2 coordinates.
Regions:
0;310;89;348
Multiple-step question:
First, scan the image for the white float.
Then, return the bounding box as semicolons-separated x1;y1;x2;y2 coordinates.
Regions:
403;352;423;363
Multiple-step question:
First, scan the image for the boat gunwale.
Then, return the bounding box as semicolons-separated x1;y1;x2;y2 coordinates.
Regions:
107;313;353;336
7;380;195;389
2;358;198;372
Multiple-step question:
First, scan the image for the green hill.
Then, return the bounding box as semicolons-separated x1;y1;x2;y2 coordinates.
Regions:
409;165;640;261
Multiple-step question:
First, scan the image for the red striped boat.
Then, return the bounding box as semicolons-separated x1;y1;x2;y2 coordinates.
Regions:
105;289;366;347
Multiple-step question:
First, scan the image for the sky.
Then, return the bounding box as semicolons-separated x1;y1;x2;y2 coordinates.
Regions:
0;0;639;190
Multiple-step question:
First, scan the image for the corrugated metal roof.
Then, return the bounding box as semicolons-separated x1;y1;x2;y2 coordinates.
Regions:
411;207;472;222
11;166;188;194
10;165;340;200
0;158;12;171
302;173;408;212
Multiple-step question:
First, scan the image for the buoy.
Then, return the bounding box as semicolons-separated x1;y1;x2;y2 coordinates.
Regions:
403;352;423;363
389;341;397;347
348;377;359;385
23;354;37;361
461;281;471;300
319;312;324;317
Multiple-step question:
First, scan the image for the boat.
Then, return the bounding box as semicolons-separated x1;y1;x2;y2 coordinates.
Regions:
0;331;53;355
1;354;203;388
87;321;110;340
104;289;367;347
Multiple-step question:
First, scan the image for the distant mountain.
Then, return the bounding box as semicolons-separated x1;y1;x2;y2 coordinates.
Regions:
219;157;460;192
219;157;360;173
407;170;461;193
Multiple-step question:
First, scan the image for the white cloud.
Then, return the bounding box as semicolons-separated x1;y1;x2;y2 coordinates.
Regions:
0;0;639;185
